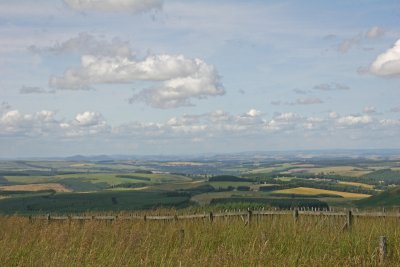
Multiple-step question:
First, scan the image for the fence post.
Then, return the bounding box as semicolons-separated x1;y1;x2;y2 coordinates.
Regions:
209;212;214;223
247;209;252;226
379;236;387;265
293;208;299;222
346;210;353;230
143;215;147;222
47;214;50;223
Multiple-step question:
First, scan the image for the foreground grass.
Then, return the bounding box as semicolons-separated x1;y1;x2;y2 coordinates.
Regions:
1;214;399;266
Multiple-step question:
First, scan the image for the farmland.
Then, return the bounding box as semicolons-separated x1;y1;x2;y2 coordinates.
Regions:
0;154;400;214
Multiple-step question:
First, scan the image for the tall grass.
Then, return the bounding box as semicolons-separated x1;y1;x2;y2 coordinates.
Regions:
0;213;399;266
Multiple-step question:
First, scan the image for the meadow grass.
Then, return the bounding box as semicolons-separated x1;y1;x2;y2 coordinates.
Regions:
1;213;399;266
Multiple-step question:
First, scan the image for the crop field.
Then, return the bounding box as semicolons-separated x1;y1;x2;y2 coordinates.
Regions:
273;187;371;199
0;183;71;192
1;213;400;266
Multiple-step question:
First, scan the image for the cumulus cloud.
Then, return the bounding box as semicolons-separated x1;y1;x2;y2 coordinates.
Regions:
0;110;57;136
370;39;400;76
336;115;372;126
0;110;109;137
50;53;224;108
63;0;162;13
75;111;105;127
38;33;224;108
246;109;261;117
19;86;54;94
313;83;350;91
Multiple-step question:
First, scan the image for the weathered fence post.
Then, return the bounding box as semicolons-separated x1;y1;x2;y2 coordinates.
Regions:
379;236;387;265
346;210;353;230
209;212;214;223
247;209;252;226
293;208;299;222
47;214;50;223
143;215;147;222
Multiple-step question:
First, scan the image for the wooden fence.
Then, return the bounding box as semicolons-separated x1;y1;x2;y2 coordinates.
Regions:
28;208;396;264
30;209;400;225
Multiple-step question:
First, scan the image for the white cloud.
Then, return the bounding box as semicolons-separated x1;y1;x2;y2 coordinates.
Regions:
329;112;338;119
50;53;224;108
63;0;162;13
75;111;105;127
336;115;372;126
0;110;57;136
0;110;109;137
2;108;400;152
370;39;400;76
379;119;400;126
246;109;261;117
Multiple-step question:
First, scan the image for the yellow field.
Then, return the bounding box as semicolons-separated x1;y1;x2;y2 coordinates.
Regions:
0;183;71;192
338;181;374;189
274;187;371;199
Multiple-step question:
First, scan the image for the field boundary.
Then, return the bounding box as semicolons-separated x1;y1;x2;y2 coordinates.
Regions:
29;208;400;222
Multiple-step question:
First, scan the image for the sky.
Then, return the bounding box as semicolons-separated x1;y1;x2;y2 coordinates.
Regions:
1;0;400;157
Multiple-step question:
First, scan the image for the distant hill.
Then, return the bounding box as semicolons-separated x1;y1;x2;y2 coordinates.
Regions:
356;186;400;207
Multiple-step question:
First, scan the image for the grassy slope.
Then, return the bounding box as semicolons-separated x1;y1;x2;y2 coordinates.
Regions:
356;186;400;207
1;214;400;266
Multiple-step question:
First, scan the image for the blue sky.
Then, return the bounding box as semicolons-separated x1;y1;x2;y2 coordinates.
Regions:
1;0;400;157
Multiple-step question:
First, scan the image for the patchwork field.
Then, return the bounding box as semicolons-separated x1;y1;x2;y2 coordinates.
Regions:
273;187;371;199
0;183;71;192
